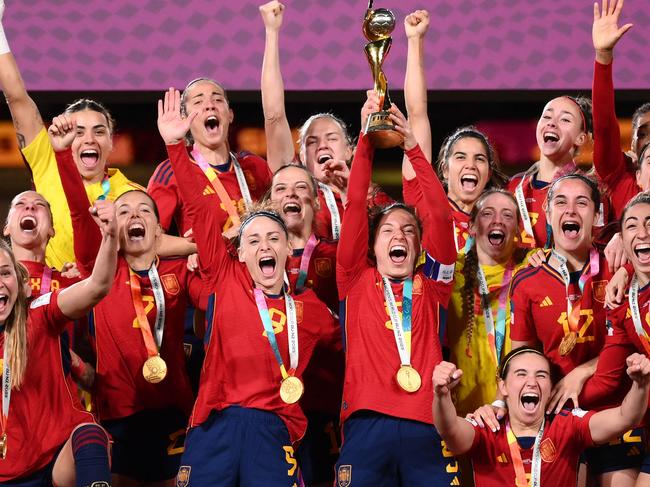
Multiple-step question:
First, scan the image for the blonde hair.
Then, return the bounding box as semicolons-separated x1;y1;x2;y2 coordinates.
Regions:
1;241;30;389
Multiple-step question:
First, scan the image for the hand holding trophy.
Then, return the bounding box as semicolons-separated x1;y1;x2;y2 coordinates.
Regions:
363;1;403;148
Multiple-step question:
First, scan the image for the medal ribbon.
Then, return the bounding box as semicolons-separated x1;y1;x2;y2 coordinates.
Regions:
39;265;52;296
628;277;650;356
191;145;253;227
551;247;599;334
253;289;298;380
505;418;545;487
1;339;10;442
97;174;111;201
515;162;577;245
382;277;413;367
295;234;318;291
477;262;514;365
128;263;166;357
318;182;341;240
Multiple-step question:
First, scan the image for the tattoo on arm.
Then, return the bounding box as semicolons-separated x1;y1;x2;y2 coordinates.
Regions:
16;133;26;149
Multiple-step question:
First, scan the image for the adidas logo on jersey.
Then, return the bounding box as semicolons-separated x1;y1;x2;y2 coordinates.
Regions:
203;185;215;196
497;453;508;463
540;296;553;307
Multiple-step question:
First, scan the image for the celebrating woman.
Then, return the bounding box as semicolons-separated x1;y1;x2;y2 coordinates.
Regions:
158;87;342;486
0;197;117;485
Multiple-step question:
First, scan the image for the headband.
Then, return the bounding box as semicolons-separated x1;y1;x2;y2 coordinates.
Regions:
238;210;288;242
564;96;587;133
498;347;545;379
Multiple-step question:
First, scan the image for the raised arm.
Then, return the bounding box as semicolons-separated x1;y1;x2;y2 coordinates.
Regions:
391;106;455;265
591;0;634;187
335;130;373;298
589;353;650;444
433;361;476;454
57;199;118;320
0;2;43;148
402;9;431;181
260;0;294;171
158;88;231;287
49;114;102;276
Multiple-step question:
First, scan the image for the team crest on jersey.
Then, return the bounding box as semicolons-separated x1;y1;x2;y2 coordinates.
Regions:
314;258;332;277
161;274;180;296
412;274;423;295
592;280;607;303
539;438;557;463
177;466;191;487
337;465;351;487
244;170;257;190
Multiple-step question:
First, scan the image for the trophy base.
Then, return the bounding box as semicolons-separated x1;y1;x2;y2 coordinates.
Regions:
365;111;404;149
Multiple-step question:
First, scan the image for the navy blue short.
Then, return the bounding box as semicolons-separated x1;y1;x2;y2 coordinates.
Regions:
585;427;645;475
102;407;187;482
1;460;54;487
297;412;340;484
177;406;298;487
335;411;460;487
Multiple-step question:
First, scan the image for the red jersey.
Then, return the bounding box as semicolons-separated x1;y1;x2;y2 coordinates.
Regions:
592;61;640;219
0;291;95;481
92;257;208;421
580;283;650;410
148;150;272;235
468;408;595;487
314;184;394;241
337;136;456;425
403;177;471;252
286;239;338;312
22;260;78;298
509;252;610;379
165;141;343;443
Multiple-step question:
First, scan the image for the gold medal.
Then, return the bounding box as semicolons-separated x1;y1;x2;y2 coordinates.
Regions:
142;355;167;384
0;433;6;460
559;331;577;356
396;365;421;393
279;376;304;404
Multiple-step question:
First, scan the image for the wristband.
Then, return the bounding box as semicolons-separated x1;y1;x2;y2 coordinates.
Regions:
491;399;507;409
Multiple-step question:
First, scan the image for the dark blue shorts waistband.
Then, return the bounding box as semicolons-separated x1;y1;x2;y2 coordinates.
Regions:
213;406;285;427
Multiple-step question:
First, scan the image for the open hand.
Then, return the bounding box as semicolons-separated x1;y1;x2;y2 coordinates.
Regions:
157;87;197;145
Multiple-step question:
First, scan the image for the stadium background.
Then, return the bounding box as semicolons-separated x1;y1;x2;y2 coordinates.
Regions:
0;0;648;215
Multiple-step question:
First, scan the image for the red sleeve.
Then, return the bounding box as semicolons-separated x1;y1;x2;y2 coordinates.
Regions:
147;159;178;233
592;61;639;216
30;290;69;336
186;267;209;311
403;176;424;210
508;276;537;343
406;144;455;265
579;317;635;409
54;147;101;277
336;133;373;299
574;410;597;450
165;142;231;290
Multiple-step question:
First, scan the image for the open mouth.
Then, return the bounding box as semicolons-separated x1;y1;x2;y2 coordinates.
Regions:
634;243;650;264
283;202;302;215
460;174;478;191
19;215;37;232
543;132;560;143
80;149;99;168
389;245;408;264
317;154;333;165
487;229;505;246
127;222;145;241
259;256;276;277
561;221;580;239
204;115;220;134
521;392;540;412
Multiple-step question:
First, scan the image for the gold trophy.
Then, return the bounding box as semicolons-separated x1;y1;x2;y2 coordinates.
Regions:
363;1;403;148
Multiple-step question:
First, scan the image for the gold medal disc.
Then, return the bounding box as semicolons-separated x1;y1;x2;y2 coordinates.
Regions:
396;365;421;393
0;433;6;460
142;355;167;384
279;376;304;404
559;331;577;356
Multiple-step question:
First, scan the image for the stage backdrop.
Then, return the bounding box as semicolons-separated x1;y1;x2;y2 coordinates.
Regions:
7;0;650;91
